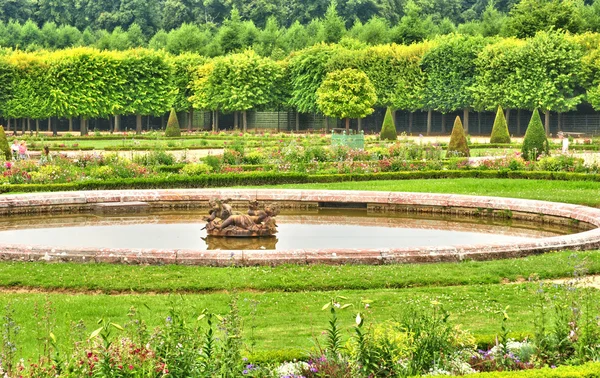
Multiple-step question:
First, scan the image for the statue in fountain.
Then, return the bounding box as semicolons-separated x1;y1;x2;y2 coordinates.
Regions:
204;199;279;237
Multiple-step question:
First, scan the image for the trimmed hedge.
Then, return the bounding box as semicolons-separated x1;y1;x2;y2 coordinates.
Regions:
522;109;549;161
380;107;397;140
447;116;470;157
164;109;182;137
472;362;600;377
4;170;600;193
490;106;511;144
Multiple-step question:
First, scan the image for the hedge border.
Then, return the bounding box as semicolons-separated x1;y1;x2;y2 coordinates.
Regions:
2;170;600;193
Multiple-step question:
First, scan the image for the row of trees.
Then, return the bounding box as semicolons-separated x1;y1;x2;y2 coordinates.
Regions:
1;31;599;135
5;0;600;56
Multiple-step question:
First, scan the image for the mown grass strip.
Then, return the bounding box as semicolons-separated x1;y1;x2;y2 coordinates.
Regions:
2;283;583;359
0;250;597;293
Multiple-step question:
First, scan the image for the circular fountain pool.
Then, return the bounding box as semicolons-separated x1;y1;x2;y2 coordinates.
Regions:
0;209;579;251
0;189;599;265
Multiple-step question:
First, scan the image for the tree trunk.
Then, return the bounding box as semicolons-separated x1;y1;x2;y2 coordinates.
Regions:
295;111;300;132
35;119;39;133
544;110;550;135
136;114;142;134
357;118;362;132
557;112;562;132
27;118;31;134
188;108;193;132
345;118;350;131
69;118;73;132
409;112;413;133
47;118;51;133
441;114;446;134
146;115;150;131
234;111;239;130
52;118;57;137
114;115;120;133
517;109;521;136
80;117;88;136
426;109;432;135
478;112;481;135
242;110;247;133
505;108;510;126
325;116;329;132
6;118;10;132
463;108;469;134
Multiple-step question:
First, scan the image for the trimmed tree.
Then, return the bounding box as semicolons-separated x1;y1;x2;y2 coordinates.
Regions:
521;109;549;161
0;126;10;160
447;116;470;157
380;107;397;140
316;68;377;131
490;105;511;144
164;109;181;137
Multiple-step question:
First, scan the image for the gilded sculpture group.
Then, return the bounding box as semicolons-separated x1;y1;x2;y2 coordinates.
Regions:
203;198;279;237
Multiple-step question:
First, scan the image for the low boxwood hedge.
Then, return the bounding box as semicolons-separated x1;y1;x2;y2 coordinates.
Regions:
3;170;600;194
471;362;600;377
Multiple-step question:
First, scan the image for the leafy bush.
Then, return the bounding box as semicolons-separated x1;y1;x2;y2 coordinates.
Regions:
447;116;470;157
242;151;266;165
133;150;176;166
180;163;212;175
380;107;397;141
522;109;549;161
204;155;222;172
164;109;181;137
490;106;511;144
0;126;10;160
537;156;585;172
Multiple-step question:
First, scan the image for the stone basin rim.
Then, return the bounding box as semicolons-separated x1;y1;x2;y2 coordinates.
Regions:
1;188;600;266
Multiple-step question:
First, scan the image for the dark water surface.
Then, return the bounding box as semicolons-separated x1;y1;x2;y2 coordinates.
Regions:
0;209;584;250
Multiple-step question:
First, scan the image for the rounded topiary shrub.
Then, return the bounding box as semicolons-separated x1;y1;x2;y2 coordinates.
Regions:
380;107;397;141
0;126;10;160
490;106;511;144
447;116;470;157
521;109;549;161
165;109;181;137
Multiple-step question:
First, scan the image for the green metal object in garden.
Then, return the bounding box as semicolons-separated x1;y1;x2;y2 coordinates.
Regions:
331;129;365;149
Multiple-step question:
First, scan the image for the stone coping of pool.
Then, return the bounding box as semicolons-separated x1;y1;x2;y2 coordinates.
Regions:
0;189;599;266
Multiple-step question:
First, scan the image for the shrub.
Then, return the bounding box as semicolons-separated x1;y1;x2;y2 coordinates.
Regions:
133;150;176;166
380;107;397;141
0;126;10;160
521;109;549;161
164;109;181;137
180;163;212;175
490;106;511;144
242;151;266;165
447;116;470;157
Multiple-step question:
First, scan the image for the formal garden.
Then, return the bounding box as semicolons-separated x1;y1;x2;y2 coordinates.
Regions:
0;100;599;378
2;23;600;377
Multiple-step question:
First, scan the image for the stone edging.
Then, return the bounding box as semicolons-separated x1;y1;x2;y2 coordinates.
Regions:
1;189;599;266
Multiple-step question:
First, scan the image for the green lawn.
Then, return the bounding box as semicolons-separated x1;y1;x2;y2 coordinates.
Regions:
3;283;584;359
3;177;600;360
246;178;600;206
0;250;596;293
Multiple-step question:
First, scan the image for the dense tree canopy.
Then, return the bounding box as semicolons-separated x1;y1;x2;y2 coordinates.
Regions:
0;0;599;57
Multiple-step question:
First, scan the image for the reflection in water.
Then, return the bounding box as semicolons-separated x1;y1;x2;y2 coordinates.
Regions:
202;236;278;250
0;208;589;251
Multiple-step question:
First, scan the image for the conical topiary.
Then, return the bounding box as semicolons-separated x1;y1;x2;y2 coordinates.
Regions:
0;126;10;160
521;109;549;161
165;109;181;137
447;116;470;157
380;107;397;141
490;105;511;144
